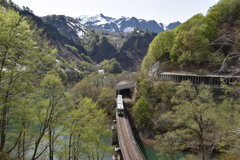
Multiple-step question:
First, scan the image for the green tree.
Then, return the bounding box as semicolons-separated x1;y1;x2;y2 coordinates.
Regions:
97;87;115;116
133;96;152;129
170;14;216;70
180;154;202;160
30;70;70;160
141;30;175;73
0;7;56;158
81;53;93;63
63;98;113;160
156;81;219;160
150;81;177;132
64;44;78;55
214;81;240;157
137;78;152;99
100;58;122;74
71;72;104;101
141;4;228;74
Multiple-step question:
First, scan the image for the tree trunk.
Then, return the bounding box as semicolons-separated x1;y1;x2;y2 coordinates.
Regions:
0;104;7;152
49;126;53;160
69;133;72;160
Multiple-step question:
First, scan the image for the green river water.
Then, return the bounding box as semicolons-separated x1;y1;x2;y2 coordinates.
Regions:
138;139;188;160
137;140;160;159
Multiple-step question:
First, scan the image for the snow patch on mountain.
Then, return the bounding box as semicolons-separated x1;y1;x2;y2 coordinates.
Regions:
66;18;87;38
123;27;134;32
77;14;167;33
78;14;116;26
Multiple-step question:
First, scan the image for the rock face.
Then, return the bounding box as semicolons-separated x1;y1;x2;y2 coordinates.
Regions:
21;11;86;61
42;14;157;71
40;13;182;71
42;15;87;44
111;30;157;71
166;21;181;30
91;37;118;63
77;14;166;33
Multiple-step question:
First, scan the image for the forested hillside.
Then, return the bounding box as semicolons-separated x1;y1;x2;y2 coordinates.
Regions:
0;1;130;159
141;0;240;75
4;0;240;159
132;0;240;159
42;14;157;71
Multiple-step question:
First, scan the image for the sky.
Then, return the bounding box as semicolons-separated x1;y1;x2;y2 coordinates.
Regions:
12;0;220;24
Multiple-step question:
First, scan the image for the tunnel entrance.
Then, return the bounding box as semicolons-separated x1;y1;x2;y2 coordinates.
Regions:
118;89;131;98
115;81;135;98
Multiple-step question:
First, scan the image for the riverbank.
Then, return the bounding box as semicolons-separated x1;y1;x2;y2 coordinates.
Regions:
138;133;158;148
137;134;160;160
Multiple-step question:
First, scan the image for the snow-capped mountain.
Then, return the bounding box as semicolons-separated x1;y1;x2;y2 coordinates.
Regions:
77;14;167;33
42;15;87;44
40;13;180;71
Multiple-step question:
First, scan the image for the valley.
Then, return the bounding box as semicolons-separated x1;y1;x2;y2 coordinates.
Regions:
1;0;240;159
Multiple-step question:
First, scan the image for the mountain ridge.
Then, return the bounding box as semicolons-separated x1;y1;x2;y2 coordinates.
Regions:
77;13;180;33
42;14;157;71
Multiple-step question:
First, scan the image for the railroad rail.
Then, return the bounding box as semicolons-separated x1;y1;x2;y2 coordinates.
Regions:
116;109;146;160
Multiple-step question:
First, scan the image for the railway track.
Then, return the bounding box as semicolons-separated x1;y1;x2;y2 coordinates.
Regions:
115;90;146;160
117;112;145;160
118;115;138;160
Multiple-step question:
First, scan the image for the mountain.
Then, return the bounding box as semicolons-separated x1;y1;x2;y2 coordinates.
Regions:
43;14;157;71
19;9;180;72
20;12;86;61
112;30;157;71
85;28;157;71
166;21;181;30
141;0;240;75
42;15;87;44
77;14;169;33
91;36;118;63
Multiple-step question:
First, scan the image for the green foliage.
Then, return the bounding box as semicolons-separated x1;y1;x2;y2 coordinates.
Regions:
137;77;240;159
180;154;202;160
40;70;63;90
137;78;152;98
62;98;113;160
100;58;122;73
155;129;189;160
149;81;177;131
134;79;178;132
97;87;115;115
215;82;240;155
0;7;57;158
133;96;152;129
71;80;100;101
71;72;104;101
57;69;68;82
80;28;127;52
141;30;174;73
207;0;240;24
32;70;70;160
141;0;240;74
0;6;112;160
74;59;98;72
156;81;220;160
80;53;92;63
151;81;176;110
64;44;78;55
170;14;216;68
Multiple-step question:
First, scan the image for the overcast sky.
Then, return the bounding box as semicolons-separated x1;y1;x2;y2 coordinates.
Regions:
12;0;220;24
